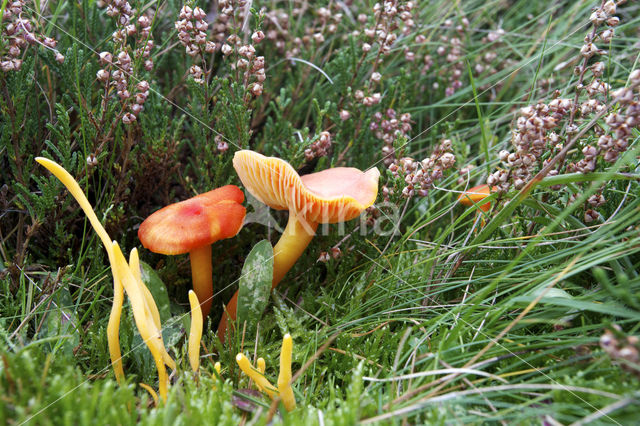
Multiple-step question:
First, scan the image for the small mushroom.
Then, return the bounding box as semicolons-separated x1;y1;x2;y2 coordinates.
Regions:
219;150;379;339
138;186;246;317
458;184;494;213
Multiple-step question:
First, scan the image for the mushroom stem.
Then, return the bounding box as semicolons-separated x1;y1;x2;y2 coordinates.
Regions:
272;212;319;288
217;214;317;341
189;245;213;317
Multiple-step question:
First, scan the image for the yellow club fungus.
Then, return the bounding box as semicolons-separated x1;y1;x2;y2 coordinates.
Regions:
36;157;125;382
235;333;296;411
36;157;174;401
139;383;159;406
188;290;203;373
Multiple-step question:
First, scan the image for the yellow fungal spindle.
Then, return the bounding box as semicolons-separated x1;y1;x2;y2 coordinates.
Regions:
36;157;124;382
188;290;203;373
139;383;159;406
236;353;277;398
277;334;296;411
111;242;169;402
257;357;266;374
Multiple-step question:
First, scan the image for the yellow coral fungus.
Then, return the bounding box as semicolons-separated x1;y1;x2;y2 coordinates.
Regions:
139;383;159;406
235;334;296;411
188;290;203;373
236;353;277;398
35;157;125;382
36;157;175;401
277;334;296;411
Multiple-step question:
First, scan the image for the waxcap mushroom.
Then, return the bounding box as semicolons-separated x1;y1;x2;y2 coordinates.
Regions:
138;185;245;254
233;150;379;225
458;184;495;212
218;150;379;340
138;185;245;316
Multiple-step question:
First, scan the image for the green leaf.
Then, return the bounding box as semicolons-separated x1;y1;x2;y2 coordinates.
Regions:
236;240;273;336
139;261;171;323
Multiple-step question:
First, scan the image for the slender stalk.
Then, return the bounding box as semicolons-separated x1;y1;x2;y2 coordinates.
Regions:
189;245;213;317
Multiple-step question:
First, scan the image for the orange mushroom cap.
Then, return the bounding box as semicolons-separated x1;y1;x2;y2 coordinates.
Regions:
458;184;493;205
138;185;246;255
233;150;379;223
458;184;496;212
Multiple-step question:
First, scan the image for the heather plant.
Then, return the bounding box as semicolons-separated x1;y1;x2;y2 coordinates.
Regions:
2;0;640;424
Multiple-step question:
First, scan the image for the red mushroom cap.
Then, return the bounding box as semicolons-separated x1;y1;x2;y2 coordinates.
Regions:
138;185;246;255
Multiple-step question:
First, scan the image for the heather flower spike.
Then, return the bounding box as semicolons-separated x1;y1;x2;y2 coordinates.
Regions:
218;150;379;340
36;158;175;401
235;334;296;411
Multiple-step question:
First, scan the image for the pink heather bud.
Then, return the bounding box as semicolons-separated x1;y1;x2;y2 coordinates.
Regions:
253;56;265;70
205;41;216;53
354;90;364;101
600;28;614;43
362;42;372;52
136;80;149;92
371;72;382;83
238;44;255;59
126;24;136;36
305;149;314;161
189;65;203;78
118;90;131;100
138;15;150;28
255;69;266;82
122;112;136;124
185;44;199;56
193;6;206;20
317;252;330;262
55;52;65;63
319;131;331;144
195;20;208;31
251;83;263;96
340;110;351;120
144;60;153;71
179;5;193;20
330;247;341;259
86;154;98;167
237;58;249;69
371;93;381;103
603;0;616;15
221;44;233;55
135;92;148;104
217;140;229;152
96;69;110;82
1;61;15;72
251;30;265;44
130;104;143;115
117;51;131;64
607;16;619;26
43;37;58;48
